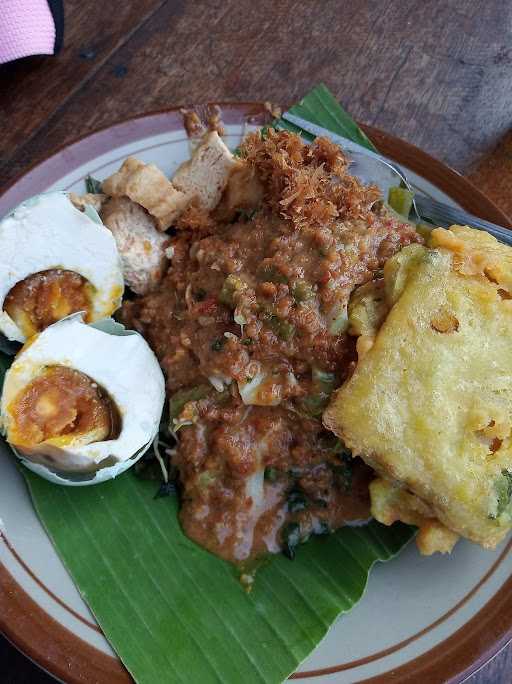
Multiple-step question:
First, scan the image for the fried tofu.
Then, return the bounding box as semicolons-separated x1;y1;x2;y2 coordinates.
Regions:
102;157;188;230
172;131;240;211
69;192;107;213
324;225;512;552
102;133;245;232
100;197;169;295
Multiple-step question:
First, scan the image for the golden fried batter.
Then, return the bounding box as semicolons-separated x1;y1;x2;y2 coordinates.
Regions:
325;225;512;552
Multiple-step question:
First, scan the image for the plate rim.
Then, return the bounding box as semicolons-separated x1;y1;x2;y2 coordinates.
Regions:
0;101;511;684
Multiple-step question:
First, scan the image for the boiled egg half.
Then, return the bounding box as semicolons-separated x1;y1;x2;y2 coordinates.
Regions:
0;314;165;485
0;192;124;342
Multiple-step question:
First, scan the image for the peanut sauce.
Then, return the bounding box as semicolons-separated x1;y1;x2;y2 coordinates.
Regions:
124;130;421;563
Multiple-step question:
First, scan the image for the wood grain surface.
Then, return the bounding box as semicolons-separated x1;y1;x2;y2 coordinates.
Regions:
1;1;512;682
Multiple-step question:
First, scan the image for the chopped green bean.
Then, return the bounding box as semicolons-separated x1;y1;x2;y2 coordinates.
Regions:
264;467;279;482
299;367;338;417
388;187;414;218
291;279;315;302
269;316;295;340
219;274;247;308
312;368;336;392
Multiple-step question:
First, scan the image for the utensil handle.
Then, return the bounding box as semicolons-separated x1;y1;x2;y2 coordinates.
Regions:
415;196;512;245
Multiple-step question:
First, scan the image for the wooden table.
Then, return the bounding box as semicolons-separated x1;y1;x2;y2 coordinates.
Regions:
0;1;511;682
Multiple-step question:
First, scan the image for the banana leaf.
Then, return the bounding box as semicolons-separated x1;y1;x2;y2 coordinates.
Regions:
276;82;377;151
1;85;415;684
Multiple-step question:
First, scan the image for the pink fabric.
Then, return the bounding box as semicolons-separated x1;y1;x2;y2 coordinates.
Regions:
0;0;55;64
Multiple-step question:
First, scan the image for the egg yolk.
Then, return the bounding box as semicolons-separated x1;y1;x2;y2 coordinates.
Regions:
4;269;94;338
7;366;120;448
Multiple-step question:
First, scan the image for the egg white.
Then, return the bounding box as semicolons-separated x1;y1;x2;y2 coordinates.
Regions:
0;192;124;342
1;314;165;484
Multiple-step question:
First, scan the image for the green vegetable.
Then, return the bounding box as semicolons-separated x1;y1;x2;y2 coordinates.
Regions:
388;187;414;219
281;522;302;559
384;244;426;307
312;368;336;392
291;279;315;302
348;281;388;337
300;367;337;417
268;315;295;340
492;470;512;519
211;338;225;351
276;83;377;152
219;274;246;308
416;222;435;240
257;263;288;284
169;385;211;421
85;174;102;194
241;337;253;346
264;466;279;482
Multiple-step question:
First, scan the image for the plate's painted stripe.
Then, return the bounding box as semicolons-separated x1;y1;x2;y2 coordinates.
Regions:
0;530;101;632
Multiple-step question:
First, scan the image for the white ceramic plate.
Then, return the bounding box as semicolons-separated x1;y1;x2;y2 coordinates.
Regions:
1;103;511;684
